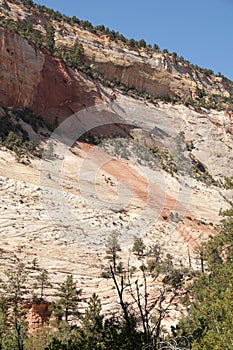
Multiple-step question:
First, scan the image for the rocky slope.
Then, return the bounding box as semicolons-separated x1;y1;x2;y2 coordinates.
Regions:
0;95;232;329
0;0;233;332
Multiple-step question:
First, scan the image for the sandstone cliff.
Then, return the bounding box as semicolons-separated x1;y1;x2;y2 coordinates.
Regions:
0;0;233;118
25;302;52;333
0;26;104;122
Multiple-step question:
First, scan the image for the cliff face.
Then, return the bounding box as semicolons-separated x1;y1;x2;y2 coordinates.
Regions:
0;27;103;122
81;37;230;99
54;16;233;101
0;28;44;109
0;0;233;114
25;302;52;333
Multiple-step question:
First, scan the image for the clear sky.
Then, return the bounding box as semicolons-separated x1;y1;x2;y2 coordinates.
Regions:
34;0;233;80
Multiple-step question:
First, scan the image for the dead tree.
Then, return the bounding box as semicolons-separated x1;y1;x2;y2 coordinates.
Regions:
110;264;136;350
111;260;178;349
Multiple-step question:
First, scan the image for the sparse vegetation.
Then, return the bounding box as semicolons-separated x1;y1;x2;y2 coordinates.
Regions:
100;137;178;176
78;132;107;146
0;108;45;161
45;24;55;53
190;154;218;186
223;176;233;189
14;108;45;132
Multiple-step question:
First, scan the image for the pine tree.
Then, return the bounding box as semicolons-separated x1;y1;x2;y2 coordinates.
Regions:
71;39;84;68
81;293;104;350
0;295;8;343
132;237;146;257
178;205;233;349
53;275;82;322
128;38;136;48
1;263;29;350
45;24;55;53
105;231;121;274
34;269;52;300
138;39;147;48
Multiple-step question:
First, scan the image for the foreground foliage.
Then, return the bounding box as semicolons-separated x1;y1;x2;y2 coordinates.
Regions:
2;212;233;349
0;235;191;350
177;206;233;349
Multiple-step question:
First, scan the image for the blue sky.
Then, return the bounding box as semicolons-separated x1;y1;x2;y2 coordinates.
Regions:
34;0;233;80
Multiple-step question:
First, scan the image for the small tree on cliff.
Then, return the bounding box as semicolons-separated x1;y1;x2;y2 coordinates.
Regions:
33;269;52;301
53;275;82;322
128;38;136;47
132;237;146;257
105;231;121;274
45;24;55;53
71;39;84;68
21;0;34;7
138;39;147;48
